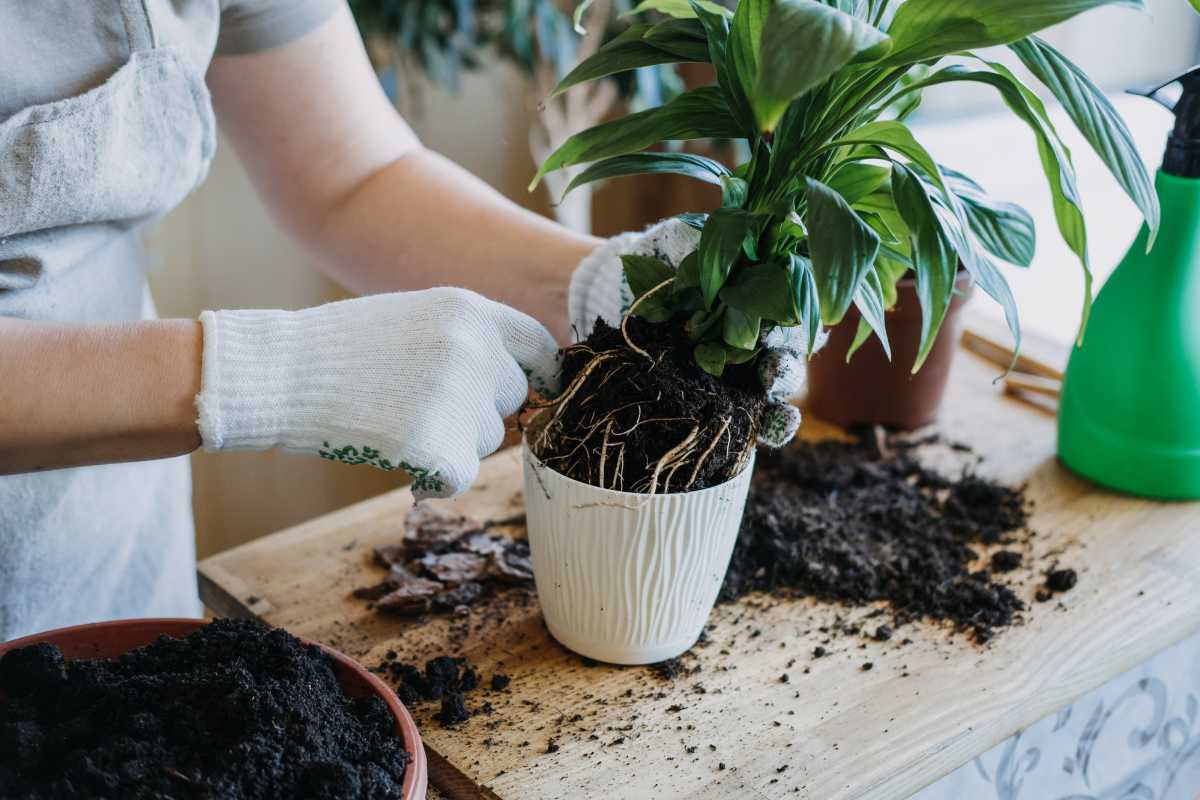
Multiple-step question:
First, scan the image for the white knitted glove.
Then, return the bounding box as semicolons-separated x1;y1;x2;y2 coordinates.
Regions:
195;288;560;499
569;218;827;447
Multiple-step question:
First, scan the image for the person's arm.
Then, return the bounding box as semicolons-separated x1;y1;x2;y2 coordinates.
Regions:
0;318;202;473
206;4;597;344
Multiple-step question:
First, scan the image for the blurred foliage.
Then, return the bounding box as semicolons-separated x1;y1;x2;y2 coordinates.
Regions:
348;0;686;106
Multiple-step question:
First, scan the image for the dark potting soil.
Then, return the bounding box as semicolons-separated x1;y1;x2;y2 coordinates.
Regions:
721;434;1049;643
375;655;501;729
531;317;767;493
0;618;409;800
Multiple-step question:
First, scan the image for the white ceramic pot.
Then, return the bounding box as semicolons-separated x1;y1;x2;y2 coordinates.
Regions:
522;438;754;665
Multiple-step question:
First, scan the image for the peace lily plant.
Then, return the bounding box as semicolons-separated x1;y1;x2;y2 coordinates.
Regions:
532;0;1160;377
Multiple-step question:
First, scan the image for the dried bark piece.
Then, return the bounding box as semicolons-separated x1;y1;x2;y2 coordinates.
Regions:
405;504;485;544
419;552;489;584
375;576;444;616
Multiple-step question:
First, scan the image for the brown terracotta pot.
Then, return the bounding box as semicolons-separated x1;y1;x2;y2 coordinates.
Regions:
805;271;974;429
0;618;428;800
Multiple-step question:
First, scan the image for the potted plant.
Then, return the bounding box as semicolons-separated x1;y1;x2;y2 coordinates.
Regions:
524;0;1158;664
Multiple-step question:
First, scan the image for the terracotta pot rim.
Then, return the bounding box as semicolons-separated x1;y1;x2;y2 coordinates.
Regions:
0;618;428;800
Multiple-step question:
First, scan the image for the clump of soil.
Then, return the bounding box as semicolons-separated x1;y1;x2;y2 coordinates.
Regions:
0;619;409;799
375;655;502;729
721;434;1048;642
529;317;766;493
354;505;532;616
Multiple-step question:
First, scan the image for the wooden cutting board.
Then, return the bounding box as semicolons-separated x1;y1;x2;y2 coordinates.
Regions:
198;344;1200;800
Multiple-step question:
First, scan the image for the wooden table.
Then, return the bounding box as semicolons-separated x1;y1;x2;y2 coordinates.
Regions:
198;344;1200;799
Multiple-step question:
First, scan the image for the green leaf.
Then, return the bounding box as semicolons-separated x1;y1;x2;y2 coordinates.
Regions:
884;0;1142;65
892;163;957;372
845;316;875;362
753;1;891;131
621;254;675;297
621;255;676;322
531;87;742;190
830;120;944;196
698;208;755;307
552;24;700;97
804;177;881;325
674;250;702;290
729;0;770;104
722;306;761;349
1010;35;1159;247
694;341;728;376
787;254;823;356
692;0;759;138
564;152;731;198
724;345;761;365
720;175;749;207
827;162;891;205
942;167;1036;266
901;63;1092;334
852;261;892;360
719;263;797;322
626;0;732;19
642;19;713;60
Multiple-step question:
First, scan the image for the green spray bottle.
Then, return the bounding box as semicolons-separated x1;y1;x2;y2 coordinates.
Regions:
1059;67;1200;499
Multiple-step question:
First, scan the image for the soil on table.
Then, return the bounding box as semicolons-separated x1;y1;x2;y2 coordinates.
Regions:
529;317;767;493
0;619;409;800
722;433;1041;642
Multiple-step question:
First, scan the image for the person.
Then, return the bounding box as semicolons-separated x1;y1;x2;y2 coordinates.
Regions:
0;1;809;642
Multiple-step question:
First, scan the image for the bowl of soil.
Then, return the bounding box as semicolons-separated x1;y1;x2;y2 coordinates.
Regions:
0;617;427;800
524;318;760;665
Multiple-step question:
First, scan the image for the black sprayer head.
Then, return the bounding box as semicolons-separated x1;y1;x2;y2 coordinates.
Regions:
1132;66;1200;178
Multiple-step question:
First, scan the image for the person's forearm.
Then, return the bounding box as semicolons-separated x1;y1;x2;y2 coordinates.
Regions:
0;318;201;474
309;149;599;343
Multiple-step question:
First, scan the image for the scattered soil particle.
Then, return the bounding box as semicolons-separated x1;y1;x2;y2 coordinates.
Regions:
720;434;1035;643
862;662;874;672
812;646;827;658
1046;568;1078;593
529;317;766;493
990;550;1023;572
490;673;511;691
546;740;560;754
438;692;471;727
0;619;409;799
380;654;487;728
353;505;532;617
873;625;893;642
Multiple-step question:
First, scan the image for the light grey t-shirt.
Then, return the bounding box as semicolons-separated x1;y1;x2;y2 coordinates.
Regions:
0;0;337;641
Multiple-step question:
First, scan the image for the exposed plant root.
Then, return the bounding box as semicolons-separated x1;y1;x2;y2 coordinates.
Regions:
621;278;674;362
529;318;766;494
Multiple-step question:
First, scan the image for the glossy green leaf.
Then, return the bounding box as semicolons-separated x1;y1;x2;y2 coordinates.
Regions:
831;120;944;195
626;0;732;19
699;208;755;307
621;254;675;297
845;316;875;362
530;87;741;189
674;250;702;290
851;261;892;360
642;19;713;60
804;177;881;325
901;63;1092;333
754;0;891;131
884;0;1142;65
722;306;761;349
891;163;957;372
721;175;749;207
719;263;797;322
552;25;692;97
1011;35;1159;247
729;0;770;103
564;152;731;198
827;162;891;204
787;254;823;356
942;167;1036;266
694;341;728;376
724;345;761;365
692;0;759;138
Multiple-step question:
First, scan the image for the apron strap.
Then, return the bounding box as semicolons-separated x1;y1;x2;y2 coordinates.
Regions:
120;0;157;53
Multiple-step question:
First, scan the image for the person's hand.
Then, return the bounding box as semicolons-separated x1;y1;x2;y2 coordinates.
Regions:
195;288;560;499
568;218;826;447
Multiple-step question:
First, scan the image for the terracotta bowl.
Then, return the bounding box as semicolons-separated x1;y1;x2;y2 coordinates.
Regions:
0;618;427;800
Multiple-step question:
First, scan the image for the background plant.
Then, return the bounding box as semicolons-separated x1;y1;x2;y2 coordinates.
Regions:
349;0;687;232
531;0;1168;375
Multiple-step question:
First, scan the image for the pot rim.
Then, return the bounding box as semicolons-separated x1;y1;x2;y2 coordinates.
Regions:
0;617;428;800
523;413;755;503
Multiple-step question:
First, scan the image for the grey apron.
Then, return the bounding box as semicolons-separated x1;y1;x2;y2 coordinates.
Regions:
0;0;215;639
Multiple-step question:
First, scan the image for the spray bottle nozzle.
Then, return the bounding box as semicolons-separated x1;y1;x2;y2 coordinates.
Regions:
1131;65;1200;177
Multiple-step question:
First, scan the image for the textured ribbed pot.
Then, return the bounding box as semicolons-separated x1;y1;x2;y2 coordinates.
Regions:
522;438;754;665
806;271;974;429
